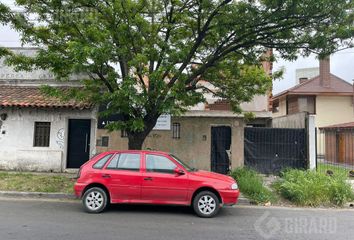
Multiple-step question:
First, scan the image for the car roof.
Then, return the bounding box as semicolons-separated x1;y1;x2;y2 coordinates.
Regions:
101;150;170;155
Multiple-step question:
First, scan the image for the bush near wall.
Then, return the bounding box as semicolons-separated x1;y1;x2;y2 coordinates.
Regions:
273;169;354;207
230;167;276;204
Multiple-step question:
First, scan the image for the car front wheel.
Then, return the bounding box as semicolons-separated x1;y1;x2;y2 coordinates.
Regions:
193;191;220;218
82;187;108;213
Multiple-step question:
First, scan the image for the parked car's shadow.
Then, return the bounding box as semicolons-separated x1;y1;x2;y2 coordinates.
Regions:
105;203;230;218
107;204;194;215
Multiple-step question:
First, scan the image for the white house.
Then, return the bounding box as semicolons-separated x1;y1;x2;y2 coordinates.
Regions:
0;48;97;172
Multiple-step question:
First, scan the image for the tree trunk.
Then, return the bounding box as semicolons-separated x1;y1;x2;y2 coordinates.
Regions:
128;133;146;150
127;114;160;150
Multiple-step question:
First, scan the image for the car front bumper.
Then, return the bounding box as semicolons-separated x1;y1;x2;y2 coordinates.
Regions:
219;189;240;206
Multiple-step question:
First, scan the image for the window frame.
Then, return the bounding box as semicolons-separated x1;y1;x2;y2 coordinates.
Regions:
33;122;51;147
92;154;113;169
121;130;128;138
172;122;181;139
144;154;179;174
105;153;141;172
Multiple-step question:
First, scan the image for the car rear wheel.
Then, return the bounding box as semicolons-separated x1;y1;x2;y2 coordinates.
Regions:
82;187;108;213
193;191;220;218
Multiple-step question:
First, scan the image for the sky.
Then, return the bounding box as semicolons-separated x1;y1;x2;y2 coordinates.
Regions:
0;0;353;94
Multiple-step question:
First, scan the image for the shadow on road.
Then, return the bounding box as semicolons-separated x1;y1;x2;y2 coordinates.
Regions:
107;204;194;215
104;203;233;218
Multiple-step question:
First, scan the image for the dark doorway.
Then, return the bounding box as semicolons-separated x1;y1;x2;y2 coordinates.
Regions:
211;126;232;174
67;119;91;168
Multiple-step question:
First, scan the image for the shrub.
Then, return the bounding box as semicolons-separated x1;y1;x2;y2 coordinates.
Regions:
230;167;276;204
273;169;354;207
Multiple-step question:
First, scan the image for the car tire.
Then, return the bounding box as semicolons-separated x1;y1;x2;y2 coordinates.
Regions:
193;191;220;218
82;187;109;213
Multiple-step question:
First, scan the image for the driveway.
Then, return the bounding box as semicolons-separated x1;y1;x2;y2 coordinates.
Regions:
0;198;353;240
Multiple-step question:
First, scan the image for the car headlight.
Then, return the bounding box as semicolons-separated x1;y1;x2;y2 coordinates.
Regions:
231;183;238;190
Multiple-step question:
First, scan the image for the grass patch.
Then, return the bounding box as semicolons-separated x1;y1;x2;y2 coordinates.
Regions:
230;167;276;204
0;172;75;194
317;163;354;178
273;169;354;207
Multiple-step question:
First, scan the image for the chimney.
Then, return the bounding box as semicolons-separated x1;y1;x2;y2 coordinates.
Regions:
319;56;331;87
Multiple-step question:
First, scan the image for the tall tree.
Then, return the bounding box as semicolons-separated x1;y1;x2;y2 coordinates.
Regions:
0;0;353;149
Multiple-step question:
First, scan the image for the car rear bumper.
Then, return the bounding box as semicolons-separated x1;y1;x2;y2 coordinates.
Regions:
74;183;86;198
219;189;240;206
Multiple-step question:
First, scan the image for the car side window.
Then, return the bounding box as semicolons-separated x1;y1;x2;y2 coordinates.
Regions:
92;154;113;169
117;153;140;171
146;154;177;174
106;154;119;169
106;153;140;171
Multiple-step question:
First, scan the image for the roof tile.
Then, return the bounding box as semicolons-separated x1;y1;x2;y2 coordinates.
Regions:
0;85;92;109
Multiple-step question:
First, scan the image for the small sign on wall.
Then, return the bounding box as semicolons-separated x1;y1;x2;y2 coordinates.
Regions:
153;114;171;130
97;111;171;131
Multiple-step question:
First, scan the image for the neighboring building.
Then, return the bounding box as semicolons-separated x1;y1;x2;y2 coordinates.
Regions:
0;48;97;172
96;110;272;174
272;57;354;128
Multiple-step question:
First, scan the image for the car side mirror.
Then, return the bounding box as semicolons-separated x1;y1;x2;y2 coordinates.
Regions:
174;167;185;175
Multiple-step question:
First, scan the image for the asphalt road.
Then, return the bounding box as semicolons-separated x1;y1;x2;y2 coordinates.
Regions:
0;198;353;240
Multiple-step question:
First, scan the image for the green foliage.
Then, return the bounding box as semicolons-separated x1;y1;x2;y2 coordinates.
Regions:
243;112;256;123
317;163;354;178
231;167;276;204
0;0;353;147
273;169;354;207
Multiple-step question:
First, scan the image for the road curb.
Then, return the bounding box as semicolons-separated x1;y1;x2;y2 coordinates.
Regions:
0;191;77;200
236;194;252;206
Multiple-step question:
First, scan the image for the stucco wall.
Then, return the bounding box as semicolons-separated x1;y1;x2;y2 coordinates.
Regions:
272;112;308;129
273;95;354;127
96;117;245;171
0;108;97;172
241;95;269;112
315;96;354;128
272;97;287;118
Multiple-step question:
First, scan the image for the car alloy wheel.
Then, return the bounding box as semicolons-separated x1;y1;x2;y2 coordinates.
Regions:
198;195;216;215
82;187;108;213
193;191;220;218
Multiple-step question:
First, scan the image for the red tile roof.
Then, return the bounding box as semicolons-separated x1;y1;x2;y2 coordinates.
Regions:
320;122;354;129
273;74;353;99
0;85;92;109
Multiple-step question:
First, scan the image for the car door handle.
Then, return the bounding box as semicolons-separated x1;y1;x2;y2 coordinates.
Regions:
102;174;111;179
144;177;153;181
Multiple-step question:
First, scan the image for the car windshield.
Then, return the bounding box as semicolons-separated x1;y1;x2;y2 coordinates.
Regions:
170;154;197;172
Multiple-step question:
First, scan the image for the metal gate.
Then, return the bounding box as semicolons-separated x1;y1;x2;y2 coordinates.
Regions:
244;127;307;174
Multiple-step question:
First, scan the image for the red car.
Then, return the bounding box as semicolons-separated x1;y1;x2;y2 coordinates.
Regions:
74;150;239;218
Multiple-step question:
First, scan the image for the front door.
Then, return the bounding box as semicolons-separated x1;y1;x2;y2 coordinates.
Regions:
67;119;91;168
141;153;189;203
211;126;231;174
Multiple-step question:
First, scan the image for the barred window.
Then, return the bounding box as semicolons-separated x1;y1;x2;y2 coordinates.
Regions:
34;122;51;147
172;123;180;139
121;129;128;138
96;136;109;147
101;136;109;147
